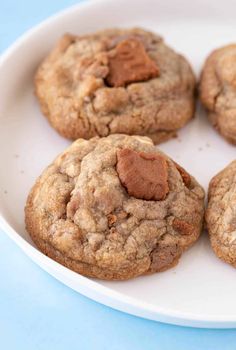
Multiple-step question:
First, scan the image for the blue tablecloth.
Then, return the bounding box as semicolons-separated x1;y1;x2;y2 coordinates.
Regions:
1;1;236;348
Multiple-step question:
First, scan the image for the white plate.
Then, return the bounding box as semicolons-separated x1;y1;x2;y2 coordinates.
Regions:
0;0;236;328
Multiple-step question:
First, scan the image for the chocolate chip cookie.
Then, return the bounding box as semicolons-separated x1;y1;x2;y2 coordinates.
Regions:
25;134;205;280
206;160;236;267
35;28;196;144
200;44;236;144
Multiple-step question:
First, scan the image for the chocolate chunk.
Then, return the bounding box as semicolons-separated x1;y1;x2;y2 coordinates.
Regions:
172;218;194;235
116;148;169;200
106;38;159;87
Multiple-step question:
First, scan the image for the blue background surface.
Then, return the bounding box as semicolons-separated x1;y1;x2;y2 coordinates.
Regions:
1;1;236;349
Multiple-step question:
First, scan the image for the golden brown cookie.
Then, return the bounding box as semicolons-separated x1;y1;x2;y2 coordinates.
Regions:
206;160;236;267
200;44;236;144
25;134;205;280
35;28;196;143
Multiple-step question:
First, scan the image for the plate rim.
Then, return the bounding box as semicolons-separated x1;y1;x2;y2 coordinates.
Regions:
2;215;236;328
0;0;236;328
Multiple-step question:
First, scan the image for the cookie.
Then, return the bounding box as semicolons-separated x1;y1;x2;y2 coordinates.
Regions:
206;160;236;267
35;28;196;144
25;134;205;280
200;44;236;144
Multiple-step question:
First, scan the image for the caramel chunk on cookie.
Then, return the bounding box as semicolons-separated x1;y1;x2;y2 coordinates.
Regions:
116;148;168;200
106;38;159;87
172;218;194;235
174;162;191;188
150;242;180;272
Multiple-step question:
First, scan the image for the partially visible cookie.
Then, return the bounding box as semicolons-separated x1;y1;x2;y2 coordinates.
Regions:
206;160;236;267
25;134;205;280
35;28;196;143
200;44;236;144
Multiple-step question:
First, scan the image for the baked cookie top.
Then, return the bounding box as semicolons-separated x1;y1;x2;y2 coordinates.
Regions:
206;160;236;266
25;134;204;280
35;28;195;143
200;44;236;144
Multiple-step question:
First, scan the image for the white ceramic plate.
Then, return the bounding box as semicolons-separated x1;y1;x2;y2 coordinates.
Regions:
0;0;236;328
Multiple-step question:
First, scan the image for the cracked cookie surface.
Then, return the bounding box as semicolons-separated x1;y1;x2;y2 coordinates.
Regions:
35;28;196;144
206;160;236;267
200;44;236;144
25;134;205;280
